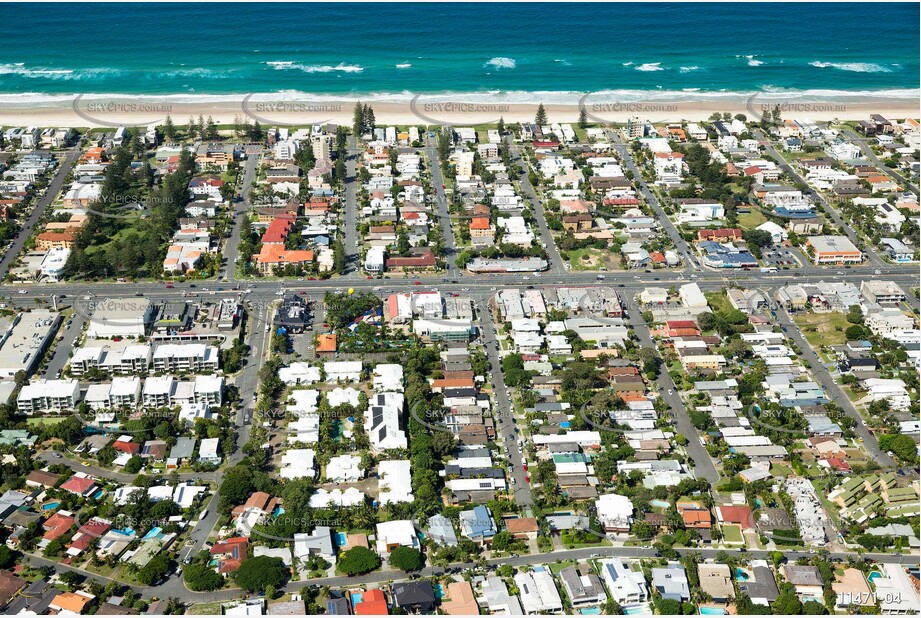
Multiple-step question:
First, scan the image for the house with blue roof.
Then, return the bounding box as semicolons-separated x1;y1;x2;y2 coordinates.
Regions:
459;505;496;544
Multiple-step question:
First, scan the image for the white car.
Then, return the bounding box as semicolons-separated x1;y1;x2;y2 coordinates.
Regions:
18;290;26;294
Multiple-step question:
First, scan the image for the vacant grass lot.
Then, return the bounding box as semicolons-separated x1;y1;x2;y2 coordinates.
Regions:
791;311;851;347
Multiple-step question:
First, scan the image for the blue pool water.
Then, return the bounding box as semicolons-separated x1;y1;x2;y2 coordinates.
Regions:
868;571;882;583
700;608;726;615
650;499;670;508
272;506;285;516
350;593;363;607
735;568;750;581
40;501;60;511
623;606;646;615
92;490;105;500
142;527;162;541
580;608;602;615
434;584;445;599
335;532;347;547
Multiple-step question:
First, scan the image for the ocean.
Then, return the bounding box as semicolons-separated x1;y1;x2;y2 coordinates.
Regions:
0;2;918;104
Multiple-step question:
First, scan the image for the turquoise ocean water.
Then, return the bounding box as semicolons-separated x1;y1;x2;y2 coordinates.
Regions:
0;3;917;103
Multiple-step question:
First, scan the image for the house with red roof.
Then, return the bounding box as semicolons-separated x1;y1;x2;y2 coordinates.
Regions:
716;505;755;530
697;228;742;243
386;250;437;272
67;518;111;556
42;511;76;542
354;589;389;615
603;197;641;208
112;437;141;456
210;536;248;574
261;215;297;245
60;474;98;498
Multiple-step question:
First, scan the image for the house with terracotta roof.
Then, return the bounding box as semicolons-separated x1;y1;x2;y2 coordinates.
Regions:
354;589;388;615
440;581;478;615
42;511;75;542
60;474;98;498
210;536;248;574
68;518;111;556
231;491;280;537
261;215;297;245
50;591;95;614
316;333;337;354
386;250;437;272
36;231;77;250
505;517;539;540
112;437;140;456
716;505;754;530
679;507;712;529
470;216;494;244
254;244;315;275
697;228;742;243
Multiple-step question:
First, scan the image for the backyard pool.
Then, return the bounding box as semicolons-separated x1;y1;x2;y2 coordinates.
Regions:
350;593;363;607
335;532;347;547
142;527;162;541
650;499;670;508
623;606;646;615
40;501;60;511
735;568;750;581
434;584;445;599
700;608;726;615
579;608;602;615
868;571;883;583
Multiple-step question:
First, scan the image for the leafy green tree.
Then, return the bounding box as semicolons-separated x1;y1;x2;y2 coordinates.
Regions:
137;554;171;585
183;563;224;591
233;556;288;592
338;546;381;576
388;546;424;572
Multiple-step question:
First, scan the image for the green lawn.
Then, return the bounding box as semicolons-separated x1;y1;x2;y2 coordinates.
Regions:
564;247;612;271
791;312;851;347
721;523;744;544
737;210;768;230
704;291;732;314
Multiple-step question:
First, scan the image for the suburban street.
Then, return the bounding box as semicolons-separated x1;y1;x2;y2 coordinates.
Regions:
624;307;721;482
507;141;567;274
755;129;887;267
424;134;460;278
223;153;259;283
609;131;697;270
840;127;919;195
0;148;80;280
774;306;895;467
475;300;533;508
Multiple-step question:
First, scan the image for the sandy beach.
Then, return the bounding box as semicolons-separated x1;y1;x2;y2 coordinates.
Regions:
0;96;917;128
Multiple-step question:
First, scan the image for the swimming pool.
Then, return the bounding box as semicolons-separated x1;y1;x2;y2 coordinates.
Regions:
335;532;347;547
650;499;670;508
623;606;645;615
142;527;162;541
40;501;60;511
700;608;726;615
272;506;285;517
868;571;882;583
350;593;363;607
434;584;445;599
579;607;602;614
735;568;750;581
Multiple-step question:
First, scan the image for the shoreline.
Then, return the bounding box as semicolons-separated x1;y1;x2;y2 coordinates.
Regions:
0;95;917;128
